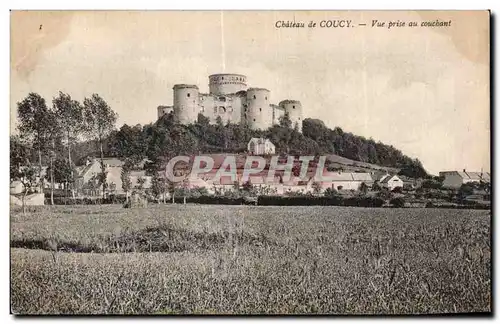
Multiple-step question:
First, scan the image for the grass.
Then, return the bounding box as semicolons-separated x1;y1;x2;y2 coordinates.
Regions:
10;205;491;315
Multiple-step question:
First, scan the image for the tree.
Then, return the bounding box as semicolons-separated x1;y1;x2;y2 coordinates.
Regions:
17;93;53;192
391;186;403;194
111;124;146;165
18;165;39;214
10;140;38;214
421;179;442;190
376;188;393;201
121;166;132;202
279;113;292;129
398;159;428;179
96;160;108;198
46;158;74;198
136;176;146;191
359;182;369;195
109;182;117;195
324;187;338;197
46;113;63;205
242;180;254;194
10;136;30;182
151;172;167;203
390;197;406;208
372;181;382;191
312;181;322;194
458;183;475;202
83;94;117;198
53;92;84;198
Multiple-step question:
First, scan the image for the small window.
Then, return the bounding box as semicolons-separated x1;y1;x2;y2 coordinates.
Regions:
253;119;256;122
253;95;256;99
293;105;295;109
259;108;262;112
187;93;190;98
265;96;267;100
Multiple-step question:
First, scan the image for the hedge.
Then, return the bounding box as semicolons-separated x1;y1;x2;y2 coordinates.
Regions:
257;195;384;207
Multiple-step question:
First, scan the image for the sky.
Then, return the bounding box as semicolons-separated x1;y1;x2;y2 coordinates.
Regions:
10;10;490;175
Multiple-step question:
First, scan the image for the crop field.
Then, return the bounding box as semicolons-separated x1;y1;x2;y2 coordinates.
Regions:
10;205;491;315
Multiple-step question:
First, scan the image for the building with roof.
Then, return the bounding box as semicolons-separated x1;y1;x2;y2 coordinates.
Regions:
379;174;404;191
322;172;374;191
248;138;276;155
439;170;491;189
157;73;304;132
75;157;152;196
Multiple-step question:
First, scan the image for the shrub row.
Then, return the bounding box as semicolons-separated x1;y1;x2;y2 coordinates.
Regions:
47;196;128;205
425;201;491;210
171;196;245;205
257;195;385;207
44;195;489;209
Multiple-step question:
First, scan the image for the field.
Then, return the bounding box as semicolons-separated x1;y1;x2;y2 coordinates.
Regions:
10;205;491;315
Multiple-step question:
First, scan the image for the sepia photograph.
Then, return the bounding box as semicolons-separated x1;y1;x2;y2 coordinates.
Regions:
9;10;491;315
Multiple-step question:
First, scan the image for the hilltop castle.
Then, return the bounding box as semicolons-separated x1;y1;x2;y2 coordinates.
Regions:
157;73;304;132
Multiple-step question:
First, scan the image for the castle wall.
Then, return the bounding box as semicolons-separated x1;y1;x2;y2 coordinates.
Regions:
209;74;247;95
200;94;243;124
157;105;173;119
173;84;199;124
271;104;285;125
279;100;303;132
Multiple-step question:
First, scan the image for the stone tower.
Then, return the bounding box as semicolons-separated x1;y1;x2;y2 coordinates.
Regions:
279;100;303;132
209;73;247;95
245;88;272;130
173;84;199;124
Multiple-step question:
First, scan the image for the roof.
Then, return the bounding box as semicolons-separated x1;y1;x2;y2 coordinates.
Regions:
380;175;402;184
247;87;270;92
351;173;374;182
440;171;491;182
249;138;273;145
100;158;125;167
209;73;246;78
173;84;198;90
279;99;301;105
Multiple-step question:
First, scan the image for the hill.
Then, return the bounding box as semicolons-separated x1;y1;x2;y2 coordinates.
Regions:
61;113;427;179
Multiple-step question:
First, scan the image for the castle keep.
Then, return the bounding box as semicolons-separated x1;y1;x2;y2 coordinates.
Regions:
157;73;303;132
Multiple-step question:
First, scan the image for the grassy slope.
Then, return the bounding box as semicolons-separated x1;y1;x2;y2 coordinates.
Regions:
11;205;491;314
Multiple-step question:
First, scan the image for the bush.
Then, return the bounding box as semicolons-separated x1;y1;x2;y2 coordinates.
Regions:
324;187;338;197
376;189;393;200
257;195;384;207
391;186;403;194
390;197;406;208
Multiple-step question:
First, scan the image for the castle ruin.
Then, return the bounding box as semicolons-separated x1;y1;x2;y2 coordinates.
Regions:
157;73;303;132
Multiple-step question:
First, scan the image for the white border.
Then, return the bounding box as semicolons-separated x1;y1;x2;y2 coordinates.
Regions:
2;1;497;323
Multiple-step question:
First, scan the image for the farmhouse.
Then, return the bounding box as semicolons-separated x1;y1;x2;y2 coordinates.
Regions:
75;157;152;196
248;138;276;155
439;170;491;189
323;172;373;191
379;174;404;191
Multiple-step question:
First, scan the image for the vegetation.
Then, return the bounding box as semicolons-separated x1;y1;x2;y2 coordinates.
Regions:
10;205;490;314
12;92;117;203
